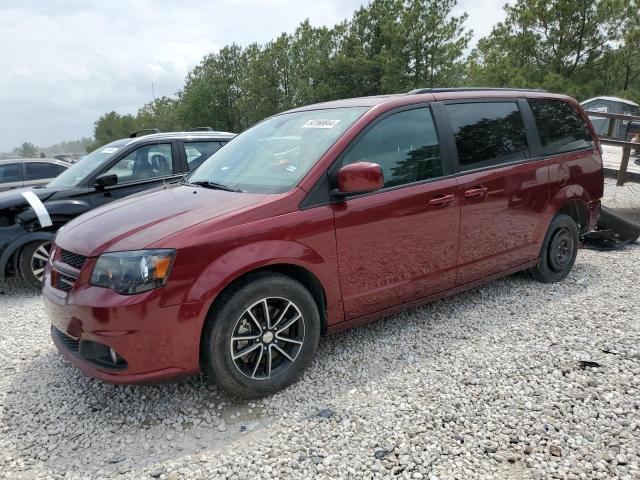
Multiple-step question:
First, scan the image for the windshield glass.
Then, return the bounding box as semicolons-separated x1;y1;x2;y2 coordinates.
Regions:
47;140;129;188
188;107;368;193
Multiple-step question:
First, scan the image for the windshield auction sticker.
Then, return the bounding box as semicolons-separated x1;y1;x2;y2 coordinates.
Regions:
100;147;119;154
301;119;341;129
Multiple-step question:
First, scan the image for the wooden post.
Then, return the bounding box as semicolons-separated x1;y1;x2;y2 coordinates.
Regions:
616;144;632;186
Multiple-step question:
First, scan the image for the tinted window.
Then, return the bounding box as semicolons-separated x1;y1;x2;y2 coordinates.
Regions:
185;141;223;171
0;163;21;183
25;162;66;180
529;99;594;155
342;108;442;188
447;102;529;171
103;143;174;183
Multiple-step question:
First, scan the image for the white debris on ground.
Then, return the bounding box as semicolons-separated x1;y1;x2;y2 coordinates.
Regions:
1;183;639;480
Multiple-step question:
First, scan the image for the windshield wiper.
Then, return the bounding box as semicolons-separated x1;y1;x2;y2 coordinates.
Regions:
189;181;244;192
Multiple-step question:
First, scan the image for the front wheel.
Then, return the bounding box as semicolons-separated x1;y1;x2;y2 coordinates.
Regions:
201;272;321;399
529;213;579;283
19;240;52;289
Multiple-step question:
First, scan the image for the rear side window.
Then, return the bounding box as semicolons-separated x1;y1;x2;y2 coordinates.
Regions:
0;163;21;183
446;102;529;171
529;99;594;155
185;141;223;171
25;162;66;180
342;107;442;188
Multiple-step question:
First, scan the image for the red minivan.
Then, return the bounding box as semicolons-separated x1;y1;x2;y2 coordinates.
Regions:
43;89;603;398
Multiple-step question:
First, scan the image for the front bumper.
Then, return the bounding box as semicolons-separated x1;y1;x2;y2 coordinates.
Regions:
44;278;208;384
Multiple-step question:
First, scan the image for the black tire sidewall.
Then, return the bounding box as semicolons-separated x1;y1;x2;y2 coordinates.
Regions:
202;273;320;399
19;240;50;289
531;213;579;283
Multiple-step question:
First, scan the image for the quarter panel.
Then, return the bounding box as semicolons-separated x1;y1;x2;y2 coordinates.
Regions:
456;159;550;284
537;148;604;242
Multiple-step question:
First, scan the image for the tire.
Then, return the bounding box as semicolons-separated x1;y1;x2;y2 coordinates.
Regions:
201;272;321;399
19;240;52;289
597;206;640;243
529;213;579;283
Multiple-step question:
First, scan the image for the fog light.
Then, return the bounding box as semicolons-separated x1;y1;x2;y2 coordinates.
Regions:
109;348;118;364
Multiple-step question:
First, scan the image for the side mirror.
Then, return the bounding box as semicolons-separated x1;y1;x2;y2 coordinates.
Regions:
332;161;384;199
94;173;118;190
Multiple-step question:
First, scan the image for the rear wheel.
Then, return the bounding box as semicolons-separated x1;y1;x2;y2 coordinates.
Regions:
201;272;321;399
529;214;579;283
19;240;51;289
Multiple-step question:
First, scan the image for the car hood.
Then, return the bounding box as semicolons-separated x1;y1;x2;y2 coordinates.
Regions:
56;185;266;257
0;187;57;210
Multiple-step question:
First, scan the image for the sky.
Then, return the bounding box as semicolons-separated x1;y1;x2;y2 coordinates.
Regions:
0;0;507;152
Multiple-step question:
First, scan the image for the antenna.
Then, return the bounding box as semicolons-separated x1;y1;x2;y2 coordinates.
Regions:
151;82;161;133
151;82;166;189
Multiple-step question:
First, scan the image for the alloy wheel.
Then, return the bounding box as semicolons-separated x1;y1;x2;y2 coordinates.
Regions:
230;297;305;380
30;242;51;282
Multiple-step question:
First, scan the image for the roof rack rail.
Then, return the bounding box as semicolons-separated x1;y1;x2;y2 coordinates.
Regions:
408;87;548;94
185;127;214;132
129;128;160;138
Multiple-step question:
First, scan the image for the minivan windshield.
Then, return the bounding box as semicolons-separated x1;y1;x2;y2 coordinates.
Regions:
188;107;368;193
48;139;129;189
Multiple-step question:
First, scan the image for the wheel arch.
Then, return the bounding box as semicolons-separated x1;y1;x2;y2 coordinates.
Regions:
537;186;591;243
197;263;329;369
200;263;328;333
557;198;589;235
0;231;56;282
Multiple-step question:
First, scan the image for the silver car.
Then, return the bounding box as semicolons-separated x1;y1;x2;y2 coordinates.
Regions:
0;158;70;192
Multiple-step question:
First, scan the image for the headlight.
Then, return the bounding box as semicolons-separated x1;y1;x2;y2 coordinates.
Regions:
90;249;175;294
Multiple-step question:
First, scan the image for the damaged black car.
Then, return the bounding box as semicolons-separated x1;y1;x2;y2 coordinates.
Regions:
0;129;235;288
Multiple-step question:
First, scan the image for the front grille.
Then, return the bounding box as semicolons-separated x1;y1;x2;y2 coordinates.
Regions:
52;327;80;352
55;272;76;292
60;250;86;270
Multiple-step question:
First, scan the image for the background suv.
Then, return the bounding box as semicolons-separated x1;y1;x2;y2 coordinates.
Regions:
0;129;235;288
44;88;603;398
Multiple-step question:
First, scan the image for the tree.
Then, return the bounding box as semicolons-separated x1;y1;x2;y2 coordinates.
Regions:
467;0;635;98
618;6;640;94
88;0;639;140
136;96;183;132
90;111;136;150
402;0;472;88
180;44;248;133
18;142;38;157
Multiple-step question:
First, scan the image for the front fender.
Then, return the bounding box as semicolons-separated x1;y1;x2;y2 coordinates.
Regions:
175;239;342;326
17;198;92;226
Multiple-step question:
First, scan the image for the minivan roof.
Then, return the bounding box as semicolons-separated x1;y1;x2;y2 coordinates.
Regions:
285;88;575;113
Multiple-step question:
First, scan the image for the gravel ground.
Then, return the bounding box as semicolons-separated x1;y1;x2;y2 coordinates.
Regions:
1;184;639;480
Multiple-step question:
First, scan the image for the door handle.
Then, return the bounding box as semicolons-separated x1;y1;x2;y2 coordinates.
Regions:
464;186;488;198
428;193;455;206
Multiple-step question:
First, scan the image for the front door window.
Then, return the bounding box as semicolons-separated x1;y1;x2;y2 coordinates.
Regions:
102;143;174;183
